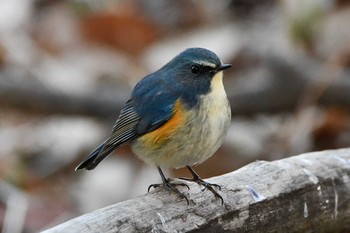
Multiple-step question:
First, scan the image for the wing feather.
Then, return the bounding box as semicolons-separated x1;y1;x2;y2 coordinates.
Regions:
76;72;182;170
76;100;140;170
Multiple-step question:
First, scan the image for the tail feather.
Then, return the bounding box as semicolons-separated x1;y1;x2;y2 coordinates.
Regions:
75;101;140;171
75;143;107;170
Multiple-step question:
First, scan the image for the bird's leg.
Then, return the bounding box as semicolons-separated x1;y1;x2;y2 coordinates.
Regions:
148;166;190;205
180;166;224;205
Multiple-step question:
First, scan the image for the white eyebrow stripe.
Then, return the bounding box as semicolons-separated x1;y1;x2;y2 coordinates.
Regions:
193;60;217;68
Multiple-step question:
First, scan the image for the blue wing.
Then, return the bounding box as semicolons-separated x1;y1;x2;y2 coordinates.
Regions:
76;100;141;170
76;72;181;170
131;72;180;135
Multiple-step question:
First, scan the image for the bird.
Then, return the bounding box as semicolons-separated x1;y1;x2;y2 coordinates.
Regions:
75;47;232;204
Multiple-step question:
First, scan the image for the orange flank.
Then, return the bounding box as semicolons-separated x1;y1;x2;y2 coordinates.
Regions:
140;99;186;148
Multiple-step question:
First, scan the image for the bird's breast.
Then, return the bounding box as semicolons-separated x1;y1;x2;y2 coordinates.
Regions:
132;71;231;168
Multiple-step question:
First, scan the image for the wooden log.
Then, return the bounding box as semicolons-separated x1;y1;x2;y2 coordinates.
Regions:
42;148;350;233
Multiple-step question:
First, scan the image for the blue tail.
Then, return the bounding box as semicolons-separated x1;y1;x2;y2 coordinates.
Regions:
75;143;105;170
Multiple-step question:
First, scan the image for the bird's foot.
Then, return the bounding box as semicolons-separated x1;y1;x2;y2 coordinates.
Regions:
148;178;190;205
179;176;223;205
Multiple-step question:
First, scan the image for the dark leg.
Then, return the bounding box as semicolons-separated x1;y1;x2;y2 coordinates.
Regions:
148;166;190;205
180;166;224;205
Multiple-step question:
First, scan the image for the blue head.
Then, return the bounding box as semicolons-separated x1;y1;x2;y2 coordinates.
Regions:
158;48;232;107
132;48;231;126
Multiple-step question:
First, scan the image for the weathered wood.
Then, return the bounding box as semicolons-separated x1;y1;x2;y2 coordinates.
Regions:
43;149;350;233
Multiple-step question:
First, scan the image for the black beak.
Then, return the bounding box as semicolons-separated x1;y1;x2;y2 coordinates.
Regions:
217;64;232;71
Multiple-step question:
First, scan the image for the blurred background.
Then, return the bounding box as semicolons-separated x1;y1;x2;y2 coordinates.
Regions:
0;0;350;232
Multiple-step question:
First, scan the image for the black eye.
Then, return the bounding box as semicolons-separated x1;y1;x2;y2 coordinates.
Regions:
191;65;200;74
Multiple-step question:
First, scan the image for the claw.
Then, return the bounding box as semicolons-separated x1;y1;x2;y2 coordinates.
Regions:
182;166;224;205
150;167;191;205
199;181;224;205
198;181;221;191
149;179;190;205
148;180;189;192
151;166;224;205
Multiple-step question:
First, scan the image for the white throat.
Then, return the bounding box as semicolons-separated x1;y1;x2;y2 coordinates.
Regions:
210;71;226;98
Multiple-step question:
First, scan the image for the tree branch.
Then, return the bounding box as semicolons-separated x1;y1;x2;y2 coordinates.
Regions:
43;149;350;233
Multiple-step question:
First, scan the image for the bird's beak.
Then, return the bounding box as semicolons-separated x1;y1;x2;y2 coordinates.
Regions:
216;64;232;71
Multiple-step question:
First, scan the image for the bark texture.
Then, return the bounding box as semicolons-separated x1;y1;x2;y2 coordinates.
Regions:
43;149;350;233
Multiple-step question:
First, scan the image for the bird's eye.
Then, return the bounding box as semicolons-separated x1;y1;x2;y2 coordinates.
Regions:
191;65;200;74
